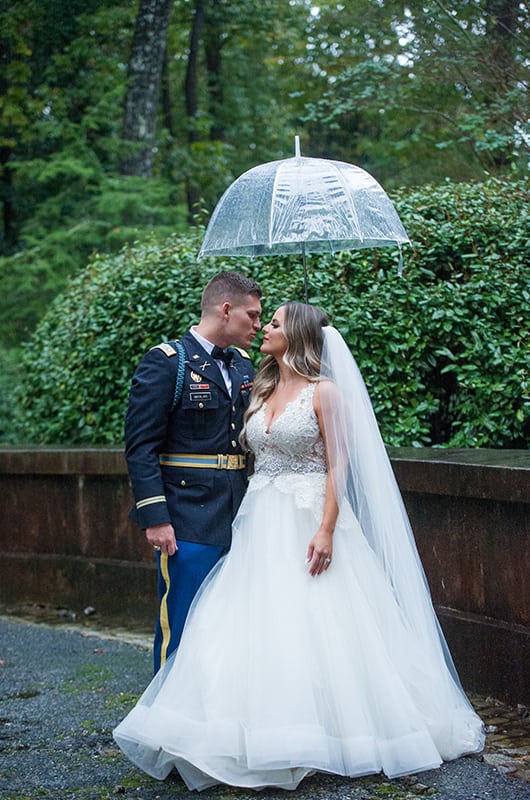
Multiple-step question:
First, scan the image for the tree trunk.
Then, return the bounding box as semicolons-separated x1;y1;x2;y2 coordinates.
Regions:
204;0;224;142
487;0;518;40
485;0;519;79
160;45;175;137
184;0;205;219
484;0;520;167
0;147;16;252
121;0;175;177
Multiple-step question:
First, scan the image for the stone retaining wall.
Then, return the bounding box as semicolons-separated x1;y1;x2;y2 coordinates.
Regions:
0;447;528;704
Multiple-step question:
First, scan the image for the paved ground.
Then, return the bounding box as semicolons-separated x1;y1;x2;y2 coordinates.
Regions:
0;615;529;800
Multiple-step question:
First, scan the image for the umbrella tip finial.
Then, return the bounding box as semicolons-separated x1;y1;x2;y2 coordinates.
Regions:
295;135;301;158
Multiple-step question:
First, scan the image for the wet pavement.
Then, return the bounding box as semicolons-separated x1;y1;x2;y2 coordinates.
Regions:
0;610;529;800
473;696;530;783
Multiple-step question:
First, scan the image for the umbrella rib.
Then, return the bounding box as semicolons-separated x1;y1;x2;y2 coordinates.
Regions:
269;160;286;248
327;161;364;244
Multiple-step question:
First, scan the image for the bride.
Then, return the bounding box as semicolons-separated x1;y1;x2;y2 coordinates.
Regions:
113;301;484;790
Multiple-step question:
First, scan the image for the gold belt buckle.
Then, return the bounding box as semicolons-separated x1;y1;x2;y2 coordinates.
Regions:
225;454;240;470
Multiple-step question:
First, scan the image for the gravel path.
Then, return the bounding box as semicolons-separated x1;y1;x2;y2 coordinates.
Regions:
1;617;528;800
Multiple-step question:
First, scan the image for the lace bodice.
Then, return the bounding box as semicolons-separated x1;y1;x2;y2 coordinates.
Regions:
243;383;327;519
246;383;326;477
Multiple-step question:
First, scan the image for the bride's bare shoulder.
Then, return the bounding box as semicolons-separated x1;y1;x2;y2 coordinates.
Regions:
313;379;339;410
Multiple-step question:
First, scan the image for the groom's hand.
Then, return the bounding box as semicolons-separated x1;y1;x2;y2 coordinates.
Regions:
146;523;178;556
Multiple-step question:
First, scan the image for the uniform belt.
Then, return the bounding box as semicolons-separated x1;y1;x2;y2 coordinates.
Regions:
159;453;247;470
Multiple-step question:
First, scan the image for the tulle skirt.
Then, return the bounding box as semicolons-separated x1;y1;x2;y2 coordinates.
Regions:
113;473;484;790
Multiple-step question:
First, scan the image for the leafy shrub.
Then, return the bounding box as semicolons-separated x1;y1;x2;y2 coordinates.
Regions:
0;347;24;444
12;176;530;447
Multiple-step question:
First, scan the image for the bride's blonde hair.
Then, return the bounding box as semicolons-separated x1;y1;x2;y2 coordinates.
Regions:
241;302;328;447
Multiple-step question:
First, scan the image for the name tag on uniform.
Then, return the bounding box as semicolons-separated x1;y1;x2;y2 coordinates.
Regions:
190;391;212;401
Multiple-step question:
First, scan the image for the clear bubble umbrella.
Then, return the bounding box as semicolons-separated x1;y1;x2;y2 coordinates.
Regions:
199;137;410;301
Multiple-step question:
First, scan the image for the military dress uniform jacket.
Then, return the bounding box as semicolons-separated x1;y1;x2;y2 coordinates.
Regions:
124;330;254;548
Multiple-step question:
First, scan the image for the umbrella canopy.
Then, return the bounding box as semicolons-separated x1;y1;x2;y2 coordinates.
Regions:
199;138;410;298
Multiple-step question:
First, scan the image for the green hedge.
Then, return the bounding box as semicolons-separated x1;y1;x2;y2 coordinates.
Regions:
12;176;530;447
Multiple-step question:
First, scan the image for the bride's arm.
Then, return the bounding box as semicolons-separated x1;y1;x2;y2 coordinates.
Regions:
305;381;341;577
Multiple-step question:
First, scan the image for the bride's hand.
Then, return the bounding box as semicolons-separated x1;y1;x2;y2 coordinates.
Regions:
306;528;333;576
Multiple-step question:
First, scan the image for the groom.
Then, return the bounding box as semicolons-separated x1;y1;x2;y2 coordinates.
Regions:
125;271;262;671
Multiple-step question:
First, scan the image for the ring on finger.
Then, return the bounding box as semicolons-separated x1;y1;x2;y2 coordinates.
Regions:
153;545;161;551
324;557;331;563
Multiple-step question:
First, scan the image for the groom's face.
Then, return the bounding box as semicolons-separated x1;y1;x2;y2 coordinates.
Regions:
224;293;262;349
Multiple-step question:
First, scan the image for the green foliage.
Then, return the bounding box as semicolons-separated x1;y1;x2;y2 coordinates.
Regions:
0;347;23;444
12;235;206;444
0;0;189;344
11;177;529;449
302;1;530;182
0;173;185;345
2;0;529;355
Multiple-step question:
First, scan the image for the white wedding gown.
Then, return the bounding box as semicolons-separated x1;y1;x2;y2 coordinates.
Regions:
113;384;484;790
